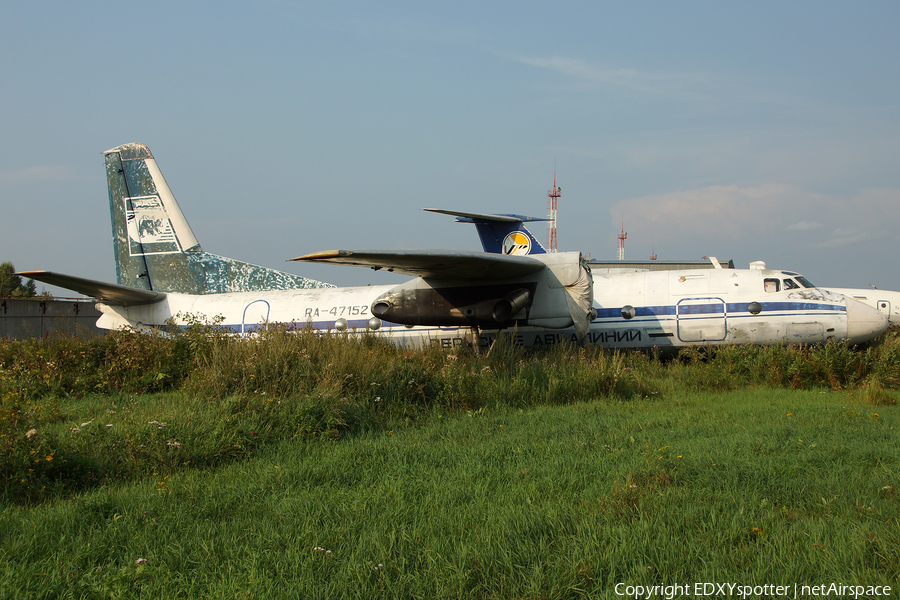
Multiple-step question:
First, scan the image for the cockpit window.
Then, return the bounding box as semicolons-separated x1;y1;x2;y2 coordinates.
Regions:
783;279;800;290
764;278;780;293
782;271;815;288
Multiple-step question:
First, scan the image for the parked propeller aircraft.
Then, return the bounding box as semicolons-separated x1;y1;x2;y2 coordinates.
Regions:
430;208;900;327
17;143;889;351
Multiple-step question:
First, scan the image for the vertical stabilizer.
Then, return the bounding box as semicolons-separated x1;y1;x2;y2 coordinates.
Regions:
423;209;549;256
104;143;333;293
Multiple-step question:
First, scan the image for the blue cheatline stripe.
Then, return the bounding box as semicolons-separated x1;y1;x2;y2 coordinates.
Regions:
148;299;849;333
678;303;725;315
594;301;845;321
729;301;845;313
235;319;413;333
594;306;676;319
145;318;420;334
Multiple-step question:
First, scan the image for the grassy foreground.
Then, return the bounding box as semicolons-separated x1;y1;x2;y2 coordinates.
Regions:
1;328;899;597
1;388;898;599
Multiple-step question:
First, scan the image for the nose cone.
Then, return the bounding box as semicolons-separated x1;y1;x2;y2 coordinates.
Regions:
845;297;889;344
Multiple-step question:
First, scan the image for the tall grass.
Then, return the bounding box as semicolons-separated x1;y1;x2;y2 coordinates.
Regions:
2;326;899;505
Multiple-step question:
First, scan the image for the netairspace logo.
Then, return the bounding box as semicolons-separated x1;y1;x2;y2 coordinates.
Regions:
614;582;894;599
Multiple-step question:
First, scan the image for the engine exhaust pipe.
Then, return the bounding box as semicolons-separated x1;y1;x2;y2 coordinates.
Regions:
492;288;531;323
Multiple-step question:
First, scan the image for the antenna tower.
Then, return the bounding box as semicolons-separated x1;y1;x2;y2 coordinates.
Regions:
547;173;560;252
617;222;627;261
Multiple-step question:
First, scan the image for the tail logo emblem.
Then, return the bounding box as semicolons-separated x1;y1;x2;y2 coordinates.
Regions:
124;196;181;255
502;231;532;255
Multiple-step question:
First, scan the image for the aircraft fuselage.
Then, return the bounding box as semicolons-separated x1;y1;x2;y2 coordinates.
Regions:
96;267;887;352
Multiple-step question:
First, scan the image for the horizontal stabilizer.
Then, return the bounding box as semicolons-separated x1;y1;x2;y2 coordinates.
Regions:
425;208;549;256
290;249;545;280
424;208;551;223
16;271;166;306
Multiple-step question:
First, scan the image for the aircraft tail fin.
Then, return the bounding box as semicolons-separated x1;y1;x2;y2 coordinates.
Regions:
424;208;549;256
104;143;333;294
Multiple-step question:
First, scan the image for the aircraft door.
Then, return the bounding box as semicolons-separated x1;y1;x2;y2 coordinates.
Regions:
242;300;271;334
876;300;891;318
677;297;726;343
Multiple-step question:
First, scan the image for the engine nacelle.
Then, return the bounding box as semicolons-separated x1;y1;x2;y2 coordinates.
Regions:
371;282;537;327
370;251;593;332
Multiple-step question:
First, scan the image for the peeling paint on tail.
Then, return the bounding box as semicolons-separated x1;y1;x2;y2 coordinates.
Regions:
104;143;333;294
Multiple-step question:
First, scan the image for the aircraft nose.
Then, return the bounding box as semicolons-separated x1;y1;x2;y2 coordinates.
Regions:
845;297;889;344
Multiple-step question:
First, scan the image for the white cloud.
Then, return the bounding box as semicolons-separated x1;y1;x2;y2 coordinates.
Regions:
787;221;822;231
811;228;889;249
520;56;643;84
516;55;710;99
607;184;900;255
609;183;802;239
0;165;75;185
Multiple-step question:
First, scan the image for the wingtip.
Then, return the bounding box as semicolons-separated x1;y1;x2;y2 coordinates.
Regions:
289;250;352;262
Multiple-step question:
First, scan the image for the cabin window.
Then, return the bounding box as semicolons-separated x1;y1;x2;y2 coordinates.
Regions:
764;278;780;293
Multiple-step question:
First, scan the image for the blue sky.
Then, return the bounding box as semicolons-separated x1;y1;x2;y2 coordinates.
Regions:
3;1;900;294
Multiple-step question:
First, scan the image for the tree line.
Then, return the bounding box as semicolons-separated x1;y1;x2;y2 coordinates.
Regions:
1;261;37;297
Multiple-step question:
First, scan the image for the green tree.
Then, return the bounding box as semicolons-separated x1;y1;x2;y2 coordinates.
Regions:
0;261;37;297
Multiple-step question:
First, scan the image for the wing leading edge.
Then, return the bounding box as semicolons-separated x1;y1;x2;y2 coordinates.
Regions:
423;208;551;224
290;249;546;280
16;271;166;306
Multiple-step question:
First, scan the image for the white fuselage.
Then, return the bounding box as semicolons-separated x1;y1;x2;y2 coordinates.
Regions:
95;267;888;352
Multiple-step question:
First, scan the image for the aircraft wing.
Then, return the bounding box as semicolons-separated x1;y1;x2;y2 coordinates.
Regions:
16;271;166;306
289;249;546;280
424;208;551;223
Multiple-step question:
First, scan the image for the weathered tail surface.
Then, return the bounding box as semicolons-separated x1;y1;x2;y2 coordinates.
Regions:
424;208;548;256
104;143;332;293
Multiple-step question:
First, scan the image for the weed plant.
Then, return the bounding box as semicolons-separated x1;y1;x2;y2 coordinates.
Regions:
1;325;899;506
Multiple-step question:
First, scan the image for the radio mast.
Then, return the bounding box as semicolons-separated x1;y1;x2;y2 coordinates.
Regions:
547;173;560;252
617;221;627;261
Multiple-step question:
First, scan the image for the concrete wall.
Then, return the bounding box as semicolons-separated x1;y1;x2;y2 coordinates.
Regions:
0;298;105;340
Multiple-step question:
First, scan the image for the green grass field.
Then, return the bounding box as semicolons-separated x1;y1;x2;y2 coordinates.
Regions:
1;330;899;598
